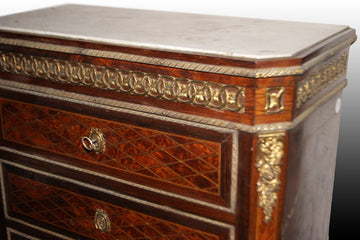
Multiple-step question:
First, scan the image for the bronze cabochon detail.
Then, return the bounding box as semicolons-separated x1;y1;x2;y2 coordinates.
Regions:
265;87;285;114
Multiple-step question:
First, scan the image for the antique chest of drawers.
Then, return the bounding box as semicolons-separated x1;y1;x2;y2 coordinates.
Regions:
0;4;356;240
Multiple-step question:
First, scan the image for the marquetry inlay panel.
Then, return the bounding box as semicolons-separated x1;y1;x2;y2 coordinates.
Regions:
0;98;222;194
7;173;220;240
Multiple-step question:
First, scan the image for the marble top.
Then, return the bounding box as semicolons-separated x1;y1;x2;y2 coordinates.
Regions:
0;4;349;60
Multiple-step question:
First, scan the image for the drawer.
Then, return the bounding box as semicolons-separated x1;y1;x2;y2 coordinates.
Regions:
0;96;237;212
1;163;231;240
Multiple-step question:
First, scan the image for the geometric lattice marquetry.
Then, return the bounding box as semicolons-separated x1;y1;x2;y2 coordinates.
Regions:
8;173;220;240
1;99;221;194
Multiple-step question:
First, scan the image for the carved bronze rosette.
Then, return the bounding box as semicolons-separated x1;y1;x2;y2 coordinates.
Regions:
256;132;285;223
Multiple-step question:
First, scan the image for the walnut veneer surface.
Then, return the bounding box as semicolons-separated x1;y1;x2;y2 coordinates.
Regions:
0;4;356;240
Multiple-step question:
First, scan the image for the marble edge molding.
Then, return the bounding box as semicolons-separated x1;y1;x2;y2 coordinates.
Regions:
0;35;355;78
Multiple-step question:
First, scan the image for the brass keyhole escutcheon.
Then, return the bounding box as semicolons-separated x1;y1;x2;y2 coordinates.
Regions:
81;128;106;154
94;209;111;233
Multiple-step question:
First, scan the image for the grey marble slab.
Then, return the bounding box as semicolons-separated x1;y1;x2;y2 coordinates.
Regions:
0;4;348;60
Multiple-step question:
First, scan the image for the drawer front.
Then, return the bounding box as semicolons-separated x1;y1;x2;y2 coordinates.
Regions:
2;165;229;240
0;97;235;209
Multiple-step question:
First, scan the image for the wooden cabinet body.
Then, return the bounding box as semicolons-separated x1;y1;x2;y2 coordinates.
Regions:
0;5;356;240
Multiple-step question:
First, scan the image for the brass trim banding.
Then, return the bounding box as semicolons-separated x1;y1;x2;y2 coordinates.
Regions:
0;51;245;113
265;87;285;114
0;36;355;78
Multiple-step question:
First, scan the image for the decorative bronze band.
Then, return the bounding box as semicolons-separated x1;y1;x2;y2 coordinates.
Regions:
296;53;348;109
256;132;285;223
0;51;245;113
0;36;355;78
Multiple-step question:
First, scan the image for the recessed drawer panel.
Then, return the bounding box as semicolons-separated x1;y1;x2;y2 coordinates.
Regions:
0;97;235;209
2;165;230;240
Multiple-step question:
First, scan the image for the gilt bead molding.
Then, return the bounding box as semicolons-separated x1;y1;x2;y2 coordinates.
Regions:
256;131;285;223
0;51;245;112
